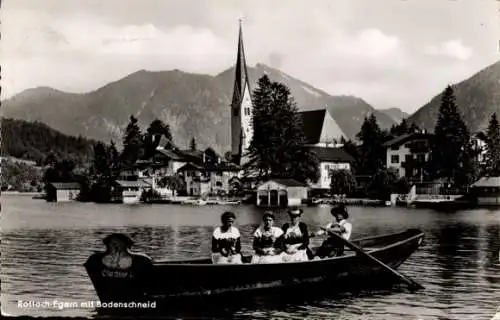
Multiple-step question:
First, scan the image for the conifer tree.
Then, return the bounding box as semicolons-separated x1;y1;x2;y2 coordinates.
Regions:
485;113;500;176
429;85;475;185
248;75;319;183
356;114;386;174
122;115;144;164
190;137;197;151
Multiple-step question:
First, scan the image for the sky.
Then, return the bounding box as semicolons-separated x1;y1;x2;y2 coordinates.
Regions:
1;0;499;113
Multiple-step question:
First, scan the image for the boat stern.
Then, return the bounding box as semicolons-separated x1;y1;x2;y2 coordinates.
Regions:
84;233;153;303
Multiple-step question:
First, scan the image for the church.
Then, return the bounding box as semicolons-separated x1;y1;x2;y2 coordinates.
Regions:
229;23;354;193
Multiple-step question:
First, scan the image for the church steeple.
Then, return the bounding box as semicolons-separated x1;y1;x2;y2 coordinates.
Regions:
230;21;253;165
231;20;251;108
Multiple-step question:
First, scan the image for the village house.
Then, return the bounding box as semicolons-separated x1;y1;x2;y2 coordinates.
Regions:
307;146;355;190
384;132;433;181
46;182;81;202
178;149;240;197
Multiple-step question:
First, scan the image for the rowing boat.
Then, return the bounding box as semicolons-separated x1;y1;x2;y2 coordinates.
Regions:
84;229;424;304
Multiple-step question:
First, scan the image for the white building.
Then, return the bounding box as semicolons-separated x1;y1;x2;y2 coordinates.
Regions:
307;147;354;190
383;133;432;181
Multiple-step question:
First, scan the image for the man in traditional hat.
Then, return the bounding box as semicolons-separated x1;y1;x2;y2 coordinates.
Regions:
312;203;352;258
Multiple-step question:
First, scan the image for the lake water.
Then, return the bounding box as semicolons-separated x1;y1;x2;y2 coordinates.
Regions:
1;194;499;319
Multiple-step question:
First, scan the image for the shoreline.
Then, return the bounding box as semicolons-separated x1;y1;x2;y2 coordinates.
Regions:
2;191;44;196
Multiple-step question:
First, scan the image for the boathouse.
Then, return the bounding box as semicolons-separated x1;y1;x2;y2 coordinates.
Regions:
46;182;81;202
112;180;151;203
471;177;500;206
256;179;308;207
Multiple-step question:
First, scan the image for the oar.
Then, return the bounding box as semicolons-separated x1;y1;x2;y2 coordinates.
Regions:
324;229;424;291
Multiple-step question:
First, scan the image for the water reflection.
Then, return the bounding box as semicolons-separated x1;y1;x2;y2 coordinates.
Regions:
1;195;499;319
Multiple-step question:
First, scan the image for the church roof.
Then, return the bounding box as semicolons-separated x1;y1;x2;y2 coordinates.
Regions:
231;22;251;108
298;109;327;144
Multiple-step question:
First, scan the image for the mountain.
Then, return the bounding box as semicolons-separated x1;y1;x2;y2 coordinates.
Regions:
409;61;500;133
1;118;98;165
378;108;408;124
2;64;396;154
217;64;397;139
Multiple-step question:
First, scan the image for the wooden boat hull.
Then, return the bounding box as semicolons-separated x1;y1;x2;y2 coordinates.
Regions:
84;229;424;304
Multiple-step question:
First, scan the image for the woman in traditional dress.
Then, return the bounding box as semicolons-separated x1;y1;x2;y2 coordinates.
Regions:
211;211;242;264
312;204;352;258
280;208;311;262
251;212;284;263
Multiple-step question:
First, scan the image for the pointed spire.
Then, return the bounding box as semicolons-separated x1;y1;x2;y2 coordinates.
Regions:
231;20;250;108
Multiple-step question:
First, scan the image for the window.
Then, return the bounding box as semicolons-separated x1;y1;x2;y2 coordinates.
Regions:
391;155;400;164
391;145;399;151
405;154;412;162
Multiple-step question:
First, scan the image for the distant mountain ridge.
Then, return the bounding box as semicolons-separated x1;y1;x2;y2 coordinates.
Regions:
2;64;397;154
409;60;500;133
378;108;409;123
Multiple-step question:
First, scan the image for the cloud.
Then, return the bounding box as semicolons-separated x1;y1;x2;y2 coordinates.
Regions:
425;40;473;60
1;10;236;97
350;29;401;57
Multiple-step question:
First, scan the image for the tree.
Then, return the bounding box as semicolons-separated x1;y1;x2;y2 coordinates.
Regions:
429;86;474;186
356;114;386;175
86;141;121;202
367;168;399;200
393;177;411;195
190;137;197;151
247;75;320;183
143;119;172;158
342;140;360;173
485;113;500;176
122;115;144;164
158;175;186;196
330;169;356;197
